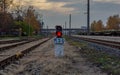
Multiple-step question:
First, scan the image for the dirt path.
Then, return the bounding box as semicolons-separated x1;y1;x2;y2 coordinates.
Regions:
0;39;107;75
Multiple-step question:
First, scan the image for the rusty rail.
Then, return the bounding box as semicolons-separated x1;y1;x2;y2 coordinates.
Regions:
0;38;50;70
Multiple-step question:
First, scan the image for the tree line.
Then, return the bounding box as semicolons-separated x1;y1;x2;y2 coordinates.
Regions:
0;0;43;36
91;15;120;32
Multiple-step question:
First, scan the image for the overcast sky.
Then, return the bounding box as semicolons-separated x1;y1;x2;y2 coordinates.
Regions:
14;0;120;28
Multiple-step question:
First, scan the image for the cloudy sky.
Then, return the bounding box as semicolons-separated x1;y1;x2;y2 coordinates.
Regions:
14;0;120;28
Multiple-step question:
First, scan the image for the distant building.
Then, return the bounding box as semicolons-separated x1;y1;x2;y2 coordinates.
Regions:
81;26;87;30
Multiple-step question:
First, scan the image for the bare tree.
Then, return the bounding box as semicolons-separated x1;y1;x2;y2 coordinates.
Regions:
0;0;13;12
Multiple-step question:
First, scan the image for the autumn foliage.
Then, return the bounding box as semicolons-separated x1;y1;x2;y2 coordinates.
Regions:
106;15;120;30
24;6;40;32
91;15;120;32
0;0;42;36
0;12;13;32
0;0;13;12
91;20;104;32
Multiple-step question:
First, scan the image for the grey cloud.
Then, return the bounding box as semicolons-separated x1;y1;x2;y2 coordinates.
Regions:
91;1;120;12
90;1;120;25
22;0;120;28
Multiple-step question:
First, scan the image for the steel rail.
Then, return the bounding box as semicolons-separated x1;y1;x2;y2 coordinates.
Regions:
71;36;120;49
0;38;41;52
0;38;50;70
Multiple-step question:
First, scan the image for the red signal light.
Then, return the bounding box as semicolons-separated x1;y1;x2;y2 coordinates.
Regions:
56;31;62;37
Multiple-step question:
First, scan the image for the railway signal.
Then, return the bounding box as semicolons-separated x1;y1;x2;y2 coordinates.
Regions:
56;26;62;38
56;31;62;37
54;25;65;57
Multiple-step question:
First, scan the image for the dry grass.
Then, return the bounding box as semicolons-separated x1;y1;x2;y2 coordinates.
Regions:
65;36;120;75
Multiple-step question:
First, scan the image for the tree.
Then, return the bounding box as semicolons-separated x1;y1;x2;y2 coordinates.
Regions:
96;20;104;32
91;20;96;32
0;0;13;35
11;0;25;21
24;6;40;34
106;15;120;30
0;12;13;32
91;20;104;32
0;0;13;12
13;21;34;36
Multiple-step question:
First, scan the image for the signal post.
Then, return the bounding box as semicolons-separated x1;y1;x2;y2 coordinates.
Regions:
54;26;65;57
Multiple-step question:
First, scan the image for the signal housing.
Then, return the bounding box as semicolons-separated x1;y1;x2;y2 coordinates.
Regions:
56;26;62;38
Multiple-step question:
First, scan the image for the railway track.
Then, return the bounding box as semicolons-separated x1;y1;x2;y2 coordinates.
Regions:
71;36;120;50
0;38;50;70
0;37;40;44
0;38;27;44
0;38;41;52
0;41;29;52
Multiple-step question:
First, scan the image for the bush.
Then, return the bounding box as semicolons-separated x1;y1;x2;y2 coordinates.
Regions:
13;21;34;36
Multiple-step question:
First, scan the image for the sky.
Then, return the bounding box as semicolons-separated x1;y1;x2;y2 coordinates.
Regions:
13;0;120;28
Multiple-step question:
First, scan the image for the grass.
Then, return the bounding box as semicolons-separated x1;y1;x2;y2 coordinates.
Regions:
0;36;20;40
64;36;120;75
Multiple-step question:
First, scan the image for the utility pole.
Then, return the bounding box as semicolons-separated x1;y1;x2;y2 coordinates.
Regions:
28;7;31;37
69;14;71;36
28;9;30;37
18;0;22;38
63;25;64;35
65;21;67;35
87;0;90;35
47;25;49;37
29;17;30;37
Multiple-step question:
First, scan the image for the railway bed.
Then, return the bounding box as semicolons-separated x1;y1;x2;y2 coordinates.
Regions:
71;35;120;57
0;37;37;44
0;38;25;44
72;35;120;49
0;38;50;70
73;35;120;43
0;41;28;52
0;38;41;52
